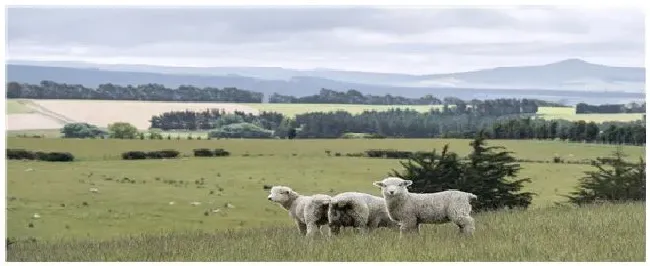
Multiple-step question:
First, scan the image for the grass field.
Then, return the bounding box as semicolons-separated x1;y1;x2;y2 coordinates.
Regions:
5;137;646;261
7;202;645;262
6;99;35;114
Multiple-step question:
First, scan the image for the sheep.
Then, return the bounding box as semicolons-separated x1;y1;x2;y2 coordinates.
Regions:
326;192;399;236
373;177;477;236
267;185;331;237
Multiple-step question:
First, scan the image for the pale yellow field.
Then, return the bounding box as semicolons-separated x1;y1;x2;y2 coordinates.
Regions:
536;106;644;122
4;99;645;131
6;99;259;130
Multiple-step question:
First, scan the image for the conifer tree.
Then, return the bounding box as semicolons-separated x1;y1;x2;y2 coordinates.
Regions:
566;148;645;205
463;131;534;211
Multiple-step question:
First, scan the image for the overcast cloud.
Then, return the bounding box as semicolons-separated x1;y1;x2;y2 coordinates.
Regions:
6;6;645;74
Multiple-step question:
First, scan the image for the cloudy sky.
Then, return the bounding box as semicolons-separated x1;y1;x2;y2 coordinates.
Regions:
6;6;645;74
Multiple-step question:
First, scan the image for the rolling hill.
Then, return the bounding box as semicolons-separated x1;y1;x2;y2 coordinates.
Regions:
5;59;646;105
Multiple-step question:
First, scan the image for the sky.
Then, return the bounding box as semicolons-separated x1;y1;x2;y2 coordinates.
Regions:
5;6;646;74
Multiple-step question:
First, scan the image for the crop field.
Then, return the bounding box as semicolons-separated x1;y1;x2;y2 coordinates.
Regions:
6;99;645;134
536;106;644;122
5;137;646;261
6;99;35;114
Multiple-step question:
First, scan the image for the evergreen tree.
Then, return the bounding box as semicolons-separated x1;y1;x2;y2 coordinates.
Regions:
463;131;534;211
566;148;646;205
390;132;535;212
389;144;465;193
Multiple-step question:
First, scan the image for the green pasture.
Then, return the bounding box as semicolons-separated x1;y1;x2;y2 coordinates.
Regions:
4;128;646;261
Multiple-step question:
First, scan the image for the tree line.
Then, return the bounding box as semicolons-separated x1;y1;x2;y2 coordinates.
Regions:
149;109;284;131
293;110;645;145
147;108;645;145
397;134;644;212
269;88;565;107
6;81;264;103
576;102;646;114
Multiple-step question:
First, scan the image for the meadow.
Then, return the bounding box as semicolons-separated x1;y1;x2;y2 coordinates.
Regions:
5;137;646;261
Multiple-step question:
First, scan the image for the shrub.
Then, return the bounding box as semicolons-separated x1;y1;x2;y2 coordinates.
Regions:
7;149;74;162
61;123;106;139
194;148;214;157
6;149;36;160
122;151;147;160
214;149;230;157
209;123;273;139
365;149;414;159
146;151;164;159
158;149;180;158
39;152;75;162
122;150;179;160
566;148;645;205
553;155;564;163
108;122;138;139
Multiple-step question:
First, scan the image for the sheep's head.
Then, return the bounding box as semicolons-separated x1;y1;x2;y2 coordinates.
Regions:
267;186;298;204
373;177;412;198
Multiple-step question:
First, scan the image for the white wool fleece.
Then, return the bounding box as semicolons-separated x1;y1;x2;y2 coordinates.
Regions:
267;185;330;237
327;192;399;235
373;177;478;236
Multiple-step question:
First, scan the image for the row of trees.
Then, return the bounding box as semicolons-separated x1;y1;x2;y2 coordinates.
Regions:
576;102;646;114
396;134;645;212
149;109;285;131
292;110;645;145
6;81;264;103
143;108;646;145
269;88;560;109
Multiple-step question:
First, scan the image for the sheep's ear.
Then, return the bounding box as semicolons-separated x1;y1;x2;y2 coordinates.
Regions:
401;180;413;187
373;181;386;188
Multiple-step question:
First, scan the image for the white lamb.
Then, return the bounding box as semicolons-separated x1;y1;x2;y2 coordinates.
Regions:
326;192;399;235
267;185;330;237
373;177;478;236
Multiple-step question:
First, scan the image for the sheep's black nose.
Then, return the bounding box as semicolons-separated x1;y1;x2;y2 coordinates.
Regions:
267;197;272;201
389;191;395;195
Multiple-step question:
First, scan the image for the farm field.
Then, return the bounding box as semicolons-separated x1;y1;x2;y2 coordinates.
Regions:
7;99;35;114
7;202;645;261
5;137;646;261
5;99;645;133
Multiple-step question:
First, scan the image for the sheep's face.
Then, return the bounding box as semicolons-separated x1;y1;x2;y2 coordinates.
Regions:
267;186;296;203
373;177;412;198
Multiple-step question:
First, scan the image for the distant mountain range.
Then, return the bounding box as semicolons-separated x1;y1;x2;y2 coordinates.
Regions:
5;59;646;105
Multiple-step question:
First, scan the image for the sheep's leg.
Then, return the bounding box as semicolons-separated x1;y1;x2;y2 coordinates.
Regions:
452;216;475;236
296;221;307;235
329;225;341;236
448;201;475;236
399;219;419;237
306;222;319;237
358;225;370;235
319;224;329;236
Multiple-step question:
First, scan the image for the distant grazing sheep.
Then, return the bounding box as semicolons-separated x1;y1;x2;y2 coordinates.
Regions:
326;192;399;235
267;186;330;237
373;177;477;236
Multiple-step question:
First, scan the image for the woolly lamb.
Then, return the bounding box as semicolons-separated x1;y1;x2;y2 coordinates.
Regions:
326;192;399;235
267;185;330;237
373;177;477;236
